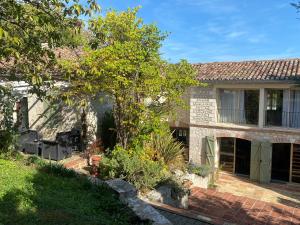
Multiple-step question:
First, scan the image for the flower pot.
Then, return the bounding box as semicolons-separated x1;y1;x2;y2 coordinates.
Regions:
90;155;101;177
91;155;101;167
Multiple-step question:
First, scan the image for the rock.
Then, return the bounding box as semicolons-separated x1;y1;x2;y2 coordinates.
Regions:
87;176;106;186
147;189;163;202
105;179;173;225
182;173;211;189
173;169;184;178
126;197;172;225
106;178;137;201
146;185;189;209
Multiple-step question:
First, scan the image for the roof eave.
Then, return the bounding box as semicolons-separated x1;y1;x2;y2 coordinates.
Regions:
197;79;300;84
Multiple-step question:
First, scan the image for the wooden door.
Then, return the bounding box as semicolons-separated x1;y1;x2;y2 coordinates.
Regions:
250;140;272;183
250;141;261;181
205;136;215;168
260;141;272;183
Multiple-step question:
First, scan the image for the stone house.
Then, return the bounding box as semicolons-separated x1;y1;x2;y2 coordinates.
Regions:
0;48;112;147
171;58;300;184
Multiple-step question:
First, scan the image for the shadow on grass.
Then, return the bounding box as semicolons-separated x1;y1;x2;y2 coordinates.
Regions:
0;161;147;225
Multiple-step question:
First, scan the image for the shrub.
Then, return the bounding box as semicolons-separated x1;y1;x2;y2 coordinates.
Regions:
147;131;185;169
25;155;45;166
40;163;77;178
188;164;213;177
0;86;19;155
25;156;77;178
0;149;23;160
0;130;18;154
99;146;167;190
158;176;190;198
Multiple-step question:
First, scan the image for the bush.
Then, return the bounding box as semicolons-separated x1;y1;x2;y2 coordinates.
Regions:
25;155;46;166
159;176;190;198
0;130;18;153
146;130;185;170
25;156;77;178
40;163;77;178
188;164;213;177
99;146;167;190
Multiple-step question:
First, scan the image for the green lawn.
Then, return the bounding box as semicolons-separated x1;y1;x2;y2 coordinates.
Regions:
0;159;144;225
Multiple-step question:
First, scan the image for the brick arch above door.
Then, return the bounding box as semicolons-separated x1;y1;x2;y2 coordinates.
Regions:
215;130;253;142
214;129;300;144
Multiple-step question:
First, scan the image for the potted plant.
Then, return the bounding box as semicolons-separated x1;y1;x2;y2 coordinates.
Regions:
185;164;215;189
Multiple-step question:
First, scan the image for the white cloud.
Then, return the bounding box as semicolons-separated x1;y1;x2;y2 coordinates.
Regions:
247;34;266;44
226;31;247;39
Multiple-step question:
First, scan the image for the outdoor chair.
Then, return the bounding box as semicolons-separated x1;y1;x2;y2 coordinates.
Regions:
18;130;40;152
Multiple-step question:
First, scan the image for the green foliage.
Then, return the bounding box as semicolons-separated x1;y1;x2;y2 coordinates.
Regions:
188;164;213;178
0;130;17;153
0;148;23;160
25;155;46;166
0;85;19;154
0;159;145;225
25;156;77;178
146;127;185;169
0;0;99;90
100;145;167;190
101;111;117;151
159;176;190;198
61;7;198;149
40;163;78;178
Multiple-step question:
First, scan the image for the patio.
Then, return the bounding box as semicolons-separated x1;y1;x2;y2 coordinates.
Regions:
215;172;300;208
188;173;300;225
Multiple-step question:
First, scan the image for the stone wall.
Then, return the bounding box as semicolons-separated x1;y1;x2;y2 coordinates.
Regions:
188;84;300;166
189;124;300;166
27;93;112;143
190;86;216;125
28;94;82;140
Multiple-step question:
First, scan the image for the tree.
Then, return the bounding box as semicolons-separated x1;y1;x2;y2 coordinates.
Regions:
60;8;198;149
0;0;99;91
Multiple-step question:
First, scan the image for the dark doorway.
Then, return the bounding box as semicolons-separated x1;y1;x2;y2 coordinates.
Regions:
272;143;291;182
235;139;251;176
219;138;235;173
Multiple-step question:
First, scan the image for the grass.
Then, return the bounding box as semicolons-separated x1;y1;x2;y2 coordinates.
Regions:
0;158;146;225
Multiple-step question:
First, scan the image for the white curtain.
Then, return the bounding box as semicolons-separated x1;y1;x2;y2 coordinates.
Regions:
220;90;235;123
282;90;289;127
290;90;300;128
219;90;245;123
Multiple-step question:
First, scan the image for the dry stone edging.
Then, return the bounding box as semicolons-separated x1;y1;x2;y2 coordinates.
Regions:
64;158;172;225
88;177;173;225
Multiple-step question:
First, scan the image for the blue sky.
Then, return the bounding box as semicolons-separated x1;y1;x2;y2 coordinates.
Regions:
95;0;300;63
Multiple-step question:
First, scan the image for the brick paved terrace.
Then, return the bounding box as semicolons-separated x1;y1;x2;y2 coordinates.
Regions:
216;173;300;208
189;187;300;225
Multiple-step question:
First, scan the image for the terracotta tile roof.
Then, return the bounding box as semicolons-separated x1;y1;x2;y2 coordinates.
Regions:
0;48;83;81
194;58;300;82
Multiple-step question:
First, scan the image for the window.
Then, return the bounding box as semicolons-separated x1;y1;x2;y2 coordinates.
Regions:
171;128;189;146
266;90;283;126
218;89;259;125
267;90;283;111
